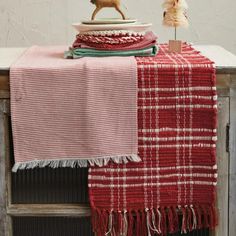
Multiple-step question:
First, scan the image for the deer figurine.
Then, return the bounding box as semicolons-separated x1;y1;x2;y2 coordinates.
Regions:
90;0;126;20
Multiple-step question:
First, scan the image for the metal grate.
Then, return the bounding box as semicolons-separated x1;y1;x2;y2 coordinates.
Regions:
13;217;94;236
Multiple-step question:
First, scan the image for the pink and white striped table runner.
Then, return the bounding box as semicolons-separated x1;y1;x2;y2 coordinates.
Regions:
10;46;140;172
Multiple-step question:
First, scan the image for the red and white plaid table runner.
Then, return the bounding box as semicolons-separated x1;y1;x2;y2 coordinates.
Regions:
89;44;218;236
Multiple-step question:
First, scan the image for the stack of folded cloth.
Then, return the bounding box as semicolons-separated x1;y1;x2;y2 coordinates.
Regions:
65;29;158;58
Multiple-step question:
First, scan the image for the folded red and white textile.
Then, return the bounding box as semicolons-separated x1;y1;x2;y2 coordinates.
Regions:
72;31;157;51
10;46;140;172
89;44;218;236
75;34;144;45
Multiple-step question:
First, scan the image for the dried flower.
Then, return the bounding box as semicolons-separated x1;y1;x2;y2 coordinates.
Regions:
163;0;189;28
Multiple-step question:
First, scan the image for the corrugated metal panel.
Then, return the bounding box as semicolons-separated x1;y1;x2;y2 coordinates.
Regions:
13;217;94;236
11;167;89;204
13;217;208;236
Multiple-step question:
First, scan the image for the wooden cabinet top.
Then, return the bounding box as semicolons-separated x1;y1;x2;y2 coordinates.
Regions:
1;45;236;74
0;45;236;99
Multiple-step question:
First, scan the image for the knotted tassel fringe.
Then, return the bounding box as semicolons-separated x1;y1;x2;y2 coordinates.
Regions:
91;205;217;236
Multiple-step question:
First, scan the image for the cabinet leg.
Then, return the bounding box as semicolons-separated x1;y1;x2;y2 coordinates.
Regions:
6;216;13;236
0;100;11;236
0;101;7;235
229;84;236;236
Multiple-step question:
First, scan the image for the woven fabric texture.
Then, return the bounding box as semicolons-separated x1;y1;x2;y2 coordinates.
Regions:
72;31;157;51
75;34;144;45
88;44;218;236
10;46;140;171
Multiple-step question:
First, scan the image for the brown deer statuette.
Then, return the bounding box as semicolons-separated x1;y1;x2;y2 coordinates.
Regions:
90;0;126;20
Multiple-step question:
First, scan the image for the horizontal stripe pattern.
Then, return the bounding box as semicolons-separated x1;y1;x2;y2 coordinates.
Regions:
10;46;139;168
139;136;217;141
138;128;217;133
89;181;217;188
89;173;217;180
139;86;216;92
139;104;217;109
139;95;218;100
89;165;217;173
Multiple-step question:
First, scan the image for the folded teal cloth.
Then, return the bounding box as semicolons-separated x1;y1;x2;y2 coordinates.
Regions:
64;46;158;59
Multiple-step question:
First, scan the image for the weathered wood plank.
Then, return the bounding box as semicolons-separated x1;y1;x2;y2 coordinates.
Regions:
229;81;236;236
213;97;229;236
4;100;12;236
4;100;11;207
0;75;9;90
7;204;91;217
0;91;10;99
6;216;13;236
0;100;8;236
217;88;230;97
0;75;10;99
217;74;231;89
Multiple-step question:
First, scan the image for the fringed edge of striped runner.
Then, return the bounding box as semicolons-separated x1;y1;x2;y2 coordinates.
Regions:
91;205;218;236
12;154;141;172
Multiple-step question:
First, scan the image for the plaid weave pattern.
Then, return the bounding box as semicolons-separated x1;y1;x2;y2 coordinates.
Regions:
88;44;217;236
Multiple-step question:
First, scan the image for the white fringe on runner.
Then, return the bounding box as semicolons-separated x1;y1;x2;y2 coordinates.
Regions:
12;154;141;172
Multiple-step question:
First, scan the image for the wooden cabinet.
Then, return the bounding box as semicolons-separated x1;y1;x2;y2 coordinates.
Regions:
0;46;236;236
